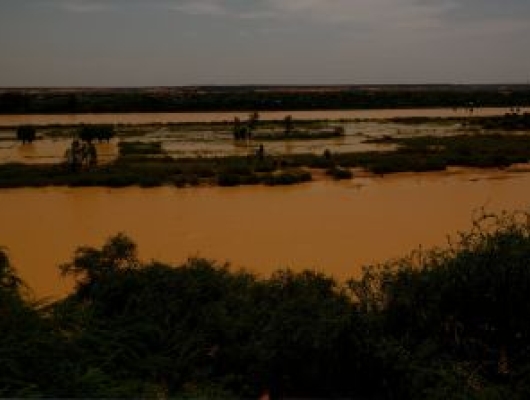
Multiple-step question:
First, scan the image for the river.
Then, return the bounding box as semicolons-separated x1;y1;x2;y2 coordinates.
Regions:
0;107;527;127
1;168;530;299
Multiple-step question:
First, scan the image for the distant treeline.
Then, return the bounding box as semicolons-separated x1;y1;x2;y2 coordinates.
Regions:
3;212;530;398
1;85;530;113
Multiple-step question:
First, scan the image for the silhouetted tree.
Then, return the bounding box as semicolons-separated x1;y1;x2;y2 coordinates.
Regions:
16;125;36;144
248;112;259;130
284;115;294;135
79;125;115;143
233;117;242;140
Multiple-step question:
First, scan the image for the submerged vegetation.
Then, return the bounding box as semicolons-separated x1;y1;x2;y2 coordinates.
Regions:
472;112;530;130
254;126;345;141
118;141;164;156
3;212;530;398
3;132;530;187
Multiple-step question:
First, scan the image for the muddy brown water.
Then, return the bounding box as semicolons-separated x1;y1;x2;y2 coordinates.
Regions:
0;107;526;127
1;169;530;300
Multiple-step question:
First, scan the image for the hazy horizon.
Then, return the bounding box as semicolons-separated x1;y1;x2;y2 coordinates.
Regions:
1;0;530;87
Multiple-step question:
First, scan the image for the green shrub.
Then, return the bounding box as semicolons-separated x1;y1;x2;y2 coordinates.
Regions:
218;173;242;187
118;141;163;156
326;167;353;180
263;170;312;186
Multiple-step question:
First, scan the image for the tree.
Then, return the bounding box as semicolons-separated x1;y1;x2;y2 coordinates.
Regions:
60;233;139;295
78;125;115;143
16;125;36;144
284;115;294;135
233;117;243;140
246;112;259;140
248;112;259;130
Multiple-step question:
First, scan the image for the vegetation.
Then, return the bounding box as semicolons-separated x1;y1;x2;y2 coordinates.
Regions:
78;125;115;143
326;166;353;180
1;85;530;114
3;212;530;397
472;112;530;130
253;126;344;141
1;133;530;187
118;141;164;156
356;133;530;174
16;125;36;143
232;112;260;141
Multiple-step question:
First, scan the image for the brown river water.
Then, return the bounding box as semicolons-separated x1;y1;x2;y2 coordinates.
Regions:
0;107;527;127
1;169;530;300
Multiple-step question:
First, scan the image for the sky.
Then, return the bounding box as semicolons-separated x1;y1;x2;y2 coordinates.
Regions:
0;0;529;86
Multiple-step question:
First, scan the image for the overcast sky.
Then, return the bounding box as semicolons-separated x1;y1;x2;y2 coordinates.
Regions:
1;0;529;86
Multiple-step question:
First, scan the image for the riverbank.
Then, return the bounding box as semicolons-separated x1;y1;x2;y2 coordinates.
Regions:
2;169;530;299
0;107;528;127
3;197;530;398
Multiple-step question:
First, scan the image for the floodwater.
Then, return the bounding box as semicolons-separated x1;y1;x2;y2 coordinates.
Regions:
0;118;473;163
0;107;526;127
1;169;530;299
0;139;118;164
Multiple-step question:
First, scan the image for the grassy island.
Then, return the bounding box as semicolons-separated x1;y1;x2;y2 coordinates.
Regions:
1;132;530;188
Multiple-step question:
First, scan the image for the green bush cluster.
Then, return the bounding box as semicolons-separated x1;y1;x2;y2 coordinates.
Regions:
78;125;115;143
475;113;530;130
16;125;37;143
326;166;354;180
254;127;344;141
118;141;163;156
4;213;530;397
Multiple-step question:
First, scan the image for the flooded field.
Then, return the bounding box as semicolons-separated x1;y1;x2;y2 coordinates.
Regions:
1;169;530;299
0;107;526;127
0;138;118;164
0;118;473;163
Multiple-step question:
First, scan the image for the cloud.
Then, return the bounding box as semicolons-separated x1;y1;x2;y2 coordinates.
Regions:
169;0;226;17
56;0;113;13
168;0;457;30
265;0;457;26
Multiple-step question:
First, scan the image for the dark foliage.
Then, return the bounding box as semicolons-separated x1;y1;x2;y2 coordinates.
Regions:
78;125;115;143
16;125;36;144
5;212;530;397
1;133;530;188
4;212;530;397
474;113;530;131
327;166;354;180
1;86;530;114
118;141;163;156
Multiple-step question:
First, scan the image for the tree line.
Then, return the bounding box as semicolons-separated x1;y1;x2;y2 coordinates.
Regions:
2;87;530;114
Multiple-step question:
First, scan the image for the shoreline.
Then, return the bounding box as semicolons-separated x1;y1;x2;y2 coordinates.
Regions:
3;168;530;300
0;106;528;128
1;163;529;191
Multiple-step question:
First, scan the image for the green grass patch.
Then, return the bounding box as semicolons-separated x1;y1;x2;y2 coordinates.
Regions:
326;166;353;180
118;141;163;156
254;127;344;141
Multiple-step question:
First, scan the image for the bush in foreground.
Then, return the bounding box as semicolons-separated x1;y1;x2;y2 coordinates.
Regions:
4;212;530;397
